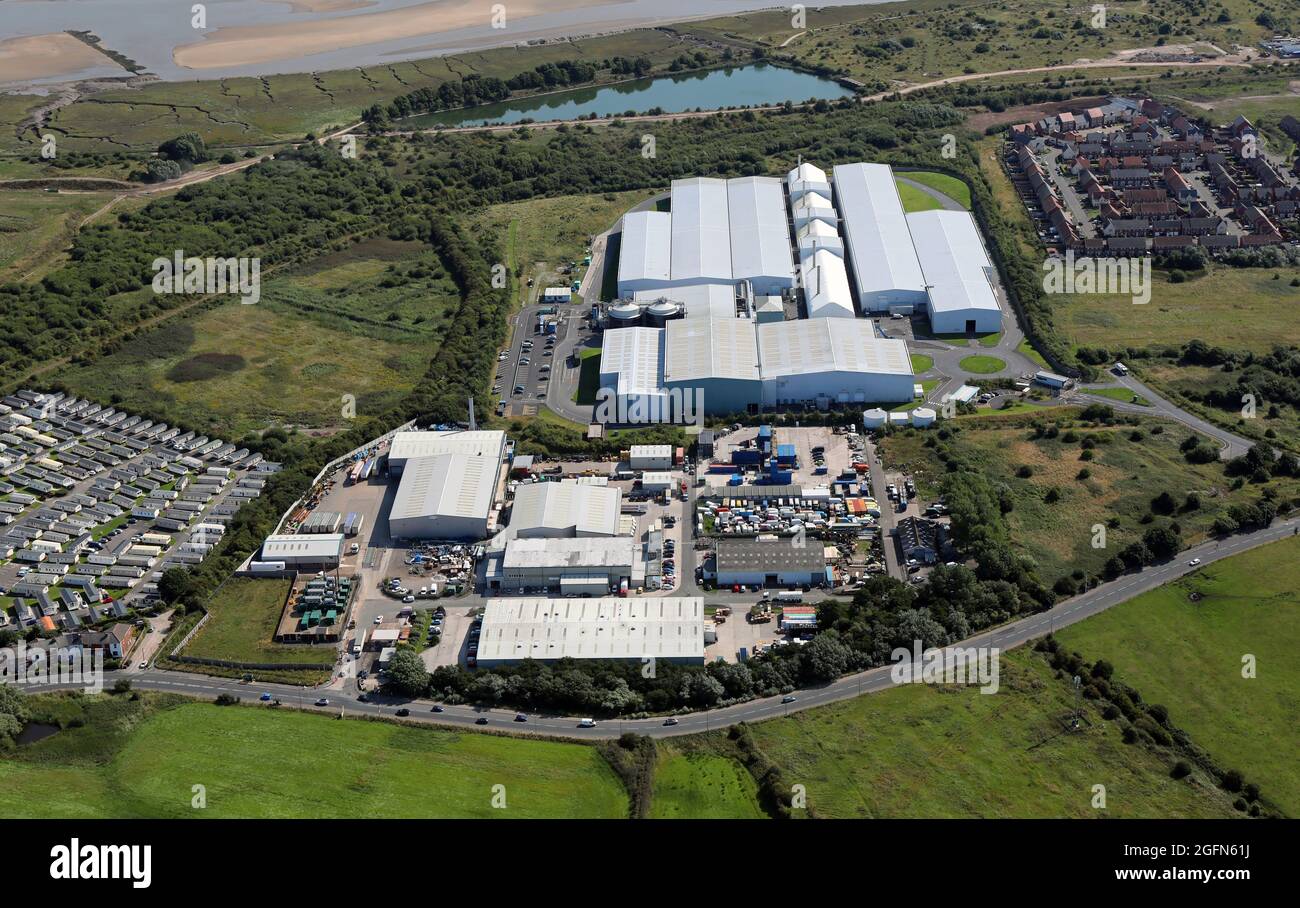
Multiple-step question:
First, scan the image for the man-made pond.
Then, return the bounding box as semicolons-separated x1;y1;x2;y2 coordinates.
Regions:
401;63;855;129
16;723;61;746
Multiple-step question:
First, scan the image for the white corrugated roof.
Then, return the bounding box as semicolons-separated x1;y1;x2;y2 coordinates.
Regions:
758;319;912;377
617;210;672;285
831;162;926;298
727;176;794;285
509;481;621;537
906;210;1002;317
600;327;663;396
670;178;732;282
477;596;704;662
262;534;344;560
388;430;504;464
801;248;855;319
391;453;497;522
792;191;837;223
788;162;828;184
663;317;759;383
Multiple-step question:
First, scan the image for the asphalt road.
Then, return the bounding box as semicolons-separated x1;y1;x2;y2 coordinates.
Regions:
28;518;1297;739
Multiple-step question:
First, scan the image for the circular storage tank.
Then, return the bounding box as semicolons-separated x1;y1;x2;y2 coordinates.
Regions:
862;408;888;429
645;301;681;327
911;407;936;427
608;302;641;326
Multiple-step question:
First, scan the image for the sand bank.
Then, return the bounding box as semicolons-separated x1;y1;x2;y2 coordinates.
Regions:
175;0;612;70
0;32;116;83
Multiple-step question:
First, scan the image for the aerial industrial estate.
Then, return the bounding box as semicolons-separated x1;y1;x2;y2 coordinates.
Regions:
599;162;1001;417
1;0;1298;865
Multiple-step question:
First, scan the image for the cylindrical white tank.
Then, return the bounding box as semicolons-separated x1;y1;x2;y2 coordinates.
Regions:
911;407;936;427
862;408;888;429
645;301;680;327
608;302;641;326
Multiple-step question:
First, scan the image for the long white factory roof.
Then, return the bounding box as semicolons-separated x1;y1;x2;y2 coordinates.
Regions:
510;481;621;537
831;163;927;298
801;248;855;319
501;537;637;569
727;176;795;285
618;210;672;286
599;326;663;396
477;596;705;662
906;210;1002;318
758;319;912;377
792;190;837;225
631;283;736;320
262;533;344;561
663;317;760;383
670;177;733;283
391;453;497;523
388;430;505;463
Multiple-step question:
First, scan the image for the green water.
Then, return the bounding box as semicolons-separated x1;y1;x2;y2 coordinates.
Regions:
401;64;854;128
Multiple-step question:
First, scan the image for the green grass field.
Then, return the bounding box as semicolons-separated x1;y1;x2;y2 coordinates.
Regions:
1057;535;1300;816
900;171;972;209
894;179;943;213
1081;386;1149;406
747;649;1239;818
179;577;332;667
1056;265;1300;356
959;354;1005;374
54;285;436;437
0;189;121;283
910;353;934;373
0;695;628;818
574;349;603;405
881;407;1299;584
649;749;766;819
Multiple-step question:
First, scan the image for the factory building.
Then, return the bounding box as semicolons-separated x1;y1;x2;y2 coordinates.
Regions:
670;177;734;285
713;537;828;589
483;537;644;594
800;247;855;319
389;452;499;540
786;161;832;203
600;318;914;417
726;176;796;295
509;481;621;538
758;318;913;407
475;596;705;667
906;210;1003;334
616;210;672;296
386;430;506;477
831;163;929;313
630;283;739;321
260;534;344;570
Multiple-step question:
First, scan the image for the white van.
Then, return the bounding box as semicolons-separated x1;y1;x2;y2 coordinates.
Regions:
578;718;596;728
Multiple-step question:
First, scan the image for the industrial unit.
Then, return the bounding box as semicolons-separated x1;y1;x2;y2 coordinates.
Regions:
389;452;499;540
483;537;645;594
712;536;828;589
508;481;622;538
385;430;506;477
906;210;1003;334
831;162;929;314
475;596;705;666
259;534;345;570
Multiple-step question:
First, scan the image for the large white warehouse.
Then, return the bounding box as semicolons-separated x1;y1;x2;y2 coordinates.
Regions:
671;177;733;285
726;176;796;295
831;163;928;313
389;452;499;540
616;210;672;296
387;430;506;477
510;481;621;538
907;210;1003;334
600;317;913;417
758;318;914;407
475;596;705;667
